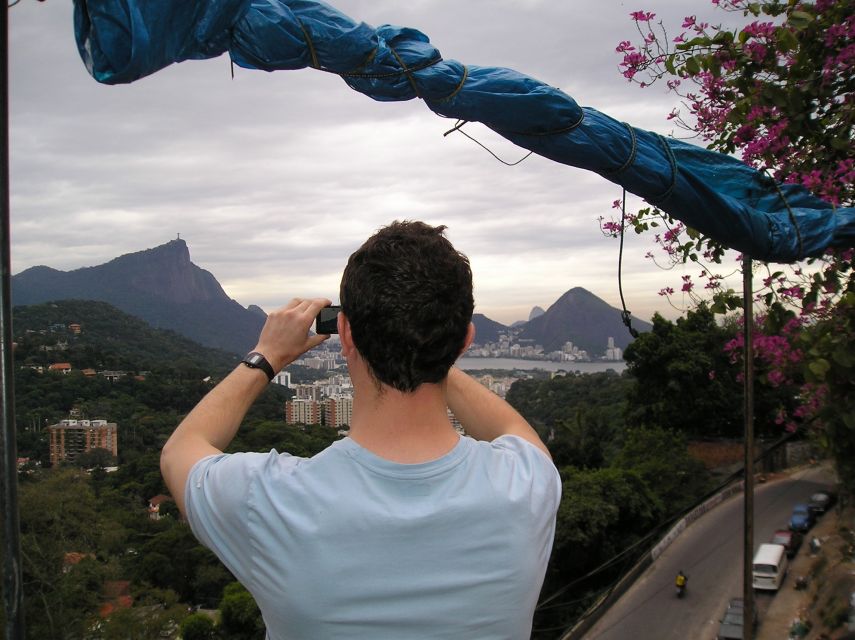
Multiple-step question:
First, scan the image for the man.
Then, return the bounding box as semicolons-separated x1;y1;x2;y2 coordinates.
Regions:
161;221;561;639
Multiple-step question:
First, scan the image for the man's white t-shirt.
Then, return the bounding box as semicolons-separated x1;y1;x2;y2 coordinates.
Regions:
185;434;561;639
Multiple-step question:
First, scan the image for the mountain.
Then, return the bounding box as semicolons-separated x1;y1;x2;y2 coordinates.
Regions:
12;240;265;354
528;306;545;321
472;313;509;344
516;287;651;354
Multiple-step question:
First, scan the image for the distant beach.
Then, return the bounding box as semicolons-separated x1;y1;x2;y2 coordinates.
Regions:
457;357;626;374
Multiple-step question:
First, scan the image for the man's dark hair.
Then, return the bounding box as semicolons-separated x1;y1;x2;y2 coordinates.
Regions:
340;220;474;392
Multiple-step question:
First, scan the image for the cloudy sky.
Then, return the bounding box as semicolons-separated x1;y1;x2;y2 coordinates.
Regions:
9;0;747;326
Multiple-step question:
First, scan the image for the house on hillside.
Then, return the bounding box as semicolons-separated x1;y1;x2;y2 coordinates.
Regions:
48;362;72;374
99;370;127;382
62;552;96;574
148;495;174;521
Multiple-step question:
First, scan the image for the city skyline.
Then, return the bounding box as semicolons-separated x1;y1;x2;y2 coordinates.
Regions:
9;1;749;326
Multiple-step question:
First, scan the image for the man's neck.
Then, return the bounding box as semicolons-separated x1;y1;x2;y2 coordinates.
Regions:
347;380;460;464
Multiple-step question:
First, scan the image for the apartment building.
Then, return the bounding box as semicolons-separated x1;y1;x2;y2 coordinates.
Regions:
323;396;353;429
48;419;118;466
284;399;322;426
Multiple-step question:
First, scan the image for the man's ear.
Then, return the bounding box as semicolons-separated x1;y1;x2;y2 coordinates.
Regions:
338;312;355;357
460;322;475;356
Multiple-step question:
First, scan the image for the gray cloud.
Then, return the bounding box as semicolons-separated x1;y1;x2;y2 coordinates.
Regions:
9;0;743;326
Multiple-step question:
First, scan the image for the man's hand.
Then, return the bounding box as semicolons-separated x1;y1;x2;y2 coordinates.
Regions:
161;297;332;514
254;298;333;372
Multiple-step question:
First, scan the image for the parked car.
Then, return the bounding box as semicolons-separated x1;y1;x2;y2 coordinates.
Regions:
717;597;756;640
771;529;804;558
808;490;835;516
753;543;789;591
789;503;815;532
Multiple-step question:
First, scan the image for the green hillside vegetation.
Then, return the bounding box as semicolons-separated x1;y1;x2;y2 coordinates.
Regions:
13;299;240;373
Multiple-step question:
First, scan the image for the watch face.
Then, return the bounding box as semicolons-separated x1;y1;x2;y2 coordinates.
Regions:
243;352;273;381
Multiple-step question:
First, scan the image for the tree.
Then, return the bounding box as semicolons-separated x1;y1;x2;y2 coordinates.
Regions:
218;582;265;640
611;0;854;486
94;602;187;640
612;425;711;515
801;292;855;487
180;612;216;640
505;371;631;468
18;469;107;638
76;447;117;469
533;465;663;637
623;306;745;437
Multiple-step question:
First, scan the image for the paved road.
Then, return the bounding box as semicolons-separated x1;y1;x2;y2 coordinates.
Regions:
583;466;834;640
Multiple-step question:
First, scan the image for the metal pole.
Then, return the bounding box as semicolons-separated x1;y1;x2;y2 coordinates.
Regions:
1;0;25;636
742;257;755;640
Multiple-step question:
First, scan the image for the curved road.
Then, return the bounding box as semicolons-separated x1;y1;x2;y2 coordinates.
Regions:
583;466;834;640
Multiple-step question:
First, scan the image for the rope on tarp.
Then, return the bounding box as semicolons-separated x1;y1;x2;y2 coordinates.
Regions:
603;123;638;178
651;133;679;205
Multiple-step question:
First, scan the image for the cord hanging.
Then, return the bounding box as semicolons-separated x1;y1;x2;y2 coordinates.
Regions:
618;188;639;339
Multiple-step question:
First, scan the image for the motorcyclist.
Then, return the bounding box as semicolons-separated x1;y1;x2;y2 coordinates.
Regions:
675;571;688;590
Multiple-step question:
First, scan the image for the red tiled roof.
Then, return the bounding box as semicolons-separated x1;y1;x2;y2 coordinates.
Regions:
103;580;131;599
148;494;173;507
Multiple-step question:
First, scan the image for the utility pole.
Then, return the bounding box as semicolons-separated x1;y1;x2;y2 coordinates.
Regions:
742;257;755;640
1;0;25;636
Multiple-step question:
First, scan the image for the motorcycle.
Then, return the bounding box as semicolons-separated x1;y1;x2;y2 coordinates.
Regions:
676;583;686;598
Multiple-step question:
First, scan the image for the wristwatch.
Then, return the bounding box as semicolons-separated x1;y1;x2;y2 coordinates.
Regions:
241;351;276;382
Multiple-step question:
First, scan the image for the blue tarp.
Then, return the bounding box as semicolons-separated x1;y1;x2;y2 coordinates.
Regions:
73;0;855;262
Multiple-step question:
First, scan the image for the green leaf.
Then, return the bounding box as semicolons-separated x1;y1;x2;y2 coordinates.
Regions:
709;55;722;77
787;11;814;30
808;358;831;379
685;57;700;76
665;56;676;75
832;349;855;368
776;27;799;52
712;31;734;45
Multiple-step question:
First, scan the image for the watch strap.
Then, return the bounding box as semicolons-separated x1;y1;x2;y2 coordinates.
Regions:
241;351;276;382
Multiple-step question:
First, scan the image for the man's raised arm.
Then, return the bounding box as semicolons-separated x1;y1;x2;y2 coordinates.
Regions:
445;367;551;459
160;298;331;514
